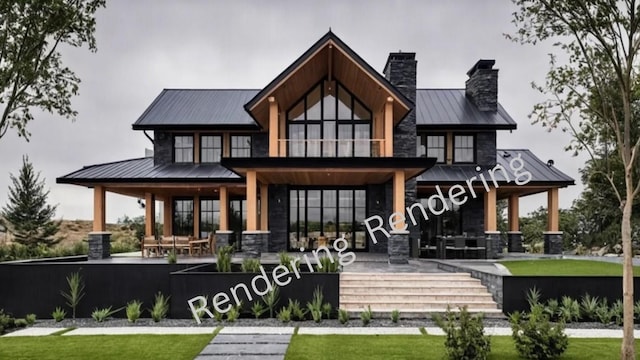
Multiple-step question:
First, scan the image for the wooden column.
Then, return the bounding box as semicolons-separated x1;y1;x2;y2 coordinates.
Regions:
219;186;228;231
508;194;519;232
260;183;269;231
268;97;279;157
384;97;394;157
393;170;405;229
93;185;106;232
484;187;497;232
246;171;258;231
547;188;559;231
163;199;172;236
193;195;200;238
144;192;155;237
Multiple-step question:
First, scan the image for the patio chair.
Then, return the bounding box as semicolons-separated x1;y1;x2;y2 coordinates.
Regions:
466;237;487;259
141;236;159;257
174;236;191;255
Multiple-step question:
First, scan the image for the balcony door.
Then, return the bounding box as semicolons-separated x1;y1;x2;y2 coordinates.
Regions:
287;81;372;157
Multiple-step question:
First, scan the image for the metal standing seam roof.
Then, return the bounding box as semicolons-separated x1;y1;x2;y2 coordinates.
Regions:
132;89;260;130
417;149;574;185
56;157;242;184
416;89;517;129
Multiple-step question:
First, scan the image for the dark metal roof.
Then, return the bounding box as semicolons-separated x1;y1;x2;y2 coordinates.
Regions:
244;30;413;114
132;89;260;130
416;89;517;129
56;157;242;184
417;149;574;185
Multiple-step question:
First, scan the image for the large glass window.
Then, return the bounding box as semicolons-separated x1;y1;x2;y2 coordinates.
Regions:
289;188;367;251
229;199;246;248
174;135;193;163
230;135;251;157
418;197;463;240
453;134;475;163
201;135;222;163
200;198;220;238
417;134;446;163
172;198;194;236
286;81;372;157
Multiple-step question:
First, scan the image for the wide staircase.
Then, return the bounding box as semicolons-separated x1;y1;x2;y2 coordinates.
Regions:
340;272;502;318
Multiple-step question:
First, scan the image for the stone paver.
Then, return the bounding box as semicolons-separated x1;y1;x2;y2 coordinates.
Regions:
197;333;292;360
298;327;422;335
218;327;294;335
63;326;216;336
2;327;62;337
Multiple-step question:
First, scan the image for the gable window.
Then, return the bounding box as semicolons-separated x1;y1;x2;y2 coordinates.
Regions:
417;134;446;163
174;135;193;163
230;135;251;157
201;135;222;163
287;81;372;158
453;134;475;163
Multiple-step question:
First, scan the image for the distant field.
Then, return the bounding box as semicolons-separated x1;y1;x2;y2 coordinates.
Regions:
500;259;640;276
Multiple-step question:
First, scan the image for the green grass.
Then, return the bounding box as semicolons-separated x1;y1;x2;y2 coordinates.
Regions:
285;335;640;360
499;259;640;276
0;334;214;360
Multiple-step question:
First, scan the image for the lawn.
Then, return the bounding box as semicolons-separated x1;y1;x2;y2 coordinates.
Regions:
285;335;638;360
499;259;640;276
0;334;214;360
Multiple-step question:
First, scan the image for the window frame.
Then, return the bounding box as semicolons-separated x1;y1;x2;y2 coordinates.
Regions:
417;133;446;164
452;133;476;164
199;197;220;238
173;134;194;163
200;134;223;163
172;197;194;236
230;134;252;158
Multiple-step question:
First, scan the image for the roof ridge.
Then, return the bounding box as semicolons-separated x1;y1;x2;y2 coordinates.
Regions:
417;88;465;90
161;88;260;91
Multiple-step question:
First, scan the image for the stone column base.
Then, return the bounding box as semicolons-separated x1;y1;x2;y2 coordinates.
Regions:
388;230;410;264
242;231;266;259
88;232;111;260
215;230;233;251
544;231;563;254
484;231;501;259
507;231;524;253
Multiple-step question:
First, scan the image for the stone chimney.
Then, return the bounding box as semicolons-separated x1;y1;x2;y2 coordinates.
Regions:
383;52;417;103
465;59;498;112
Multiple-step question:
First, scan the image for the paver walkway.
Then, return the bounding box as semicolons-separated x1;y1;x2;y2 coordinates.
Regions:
195;327;294;360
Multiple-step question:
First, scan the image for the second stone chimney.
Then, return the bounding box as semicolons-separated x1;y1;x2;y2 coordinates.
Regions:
465;59;498;112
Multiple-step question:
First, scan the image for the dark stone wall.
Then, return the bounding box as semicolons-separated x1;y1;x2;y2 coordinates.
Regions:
465;68;498;112
252;132;268;158
544;232;563;254
476;131;496;166
88;233;111;260
269;184;288;252
366;183;388;253
154;131;172;165
463;195;484;236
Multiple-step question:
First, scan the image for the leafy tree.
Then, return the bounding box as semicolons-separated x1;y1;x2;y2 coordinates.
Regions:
507;1;640;357
519;207;580;250
0;0;106;141
0;155;61;248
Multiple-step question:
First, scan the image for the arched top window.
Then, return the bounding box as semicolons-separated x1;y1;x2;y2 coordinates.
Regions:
286;81;373;157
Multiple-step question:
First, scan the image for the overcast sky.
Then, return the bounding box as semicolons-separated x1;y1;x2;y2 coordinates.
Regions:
0;0;586;223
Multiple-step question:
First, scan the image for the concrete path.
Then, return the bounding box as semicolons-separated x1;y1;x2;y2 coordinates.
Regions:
196;327;294;360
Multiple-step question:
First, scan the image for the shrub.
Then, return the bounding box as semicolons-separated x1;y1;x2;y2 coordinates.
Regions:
226;304;240;322
25;313;36;325
558;296;580;323
251;301;266;319
61;271;85;319
544;299;559;321
307;286;324;323
14;318;28;328
213;309;224;322
634;300;640;322
126;300;143;323
322;302;332;319
580;293;599;322
277;306;291;323
595;299;613;325
391;309;400;323
434;306;491;360
167;249;177;264
261;283;279;318
316;256;339;272
611;299;624;326
288;299;307;321
242;258;261;273
338;308;349;324
278;251;298;272
0;310;15;334
216;246;233;272
150;292;170;322
360;305;372;326
511;304;568;360
91;307;121;323
526;287;541;308
52;307;66;322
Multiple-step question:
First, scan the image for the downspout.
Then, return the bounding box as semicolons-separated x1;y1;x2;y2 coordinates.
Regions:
143;130;154;144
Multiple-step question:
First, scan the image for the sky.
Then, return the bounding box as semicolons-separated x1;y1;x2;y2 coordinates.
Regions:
0;0;587;223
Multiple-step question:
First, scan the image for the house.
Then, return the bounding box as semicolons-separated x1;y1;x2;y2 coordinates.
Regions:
57;31;574;263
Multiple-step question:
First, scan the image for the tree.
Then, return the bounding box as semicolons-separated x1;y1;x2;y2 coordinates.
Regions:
507;1;640;357
0;0;106;141
0;155;61;248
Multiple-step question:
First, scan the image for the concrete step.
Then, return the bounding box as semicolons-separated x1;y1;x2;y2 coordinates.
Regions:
340;278;482;286
340;273;474;281
340;300;499;310
344;309;505;319
340;293;495;302
340;285;489;294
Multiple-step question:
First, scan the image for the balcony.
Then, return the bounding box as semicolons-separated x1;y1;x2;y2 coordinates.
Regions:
278;139;384;157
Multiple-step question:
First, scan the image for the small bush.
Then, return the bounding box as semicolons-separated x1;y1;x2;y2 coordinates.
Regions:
338;308;349;324
288;299;307;321
306;286;324;323
595;299;613;325
316;256;339;272
52;307;66;322
544;299;559;321
226;304;240;322
526;287;541;308
634;300;640;322
251;301;266;319
213;309;224;322
216;245;233;272
14;318;28;328
434;306;491;360
558;296;580;323
126;300;143;323
611;299;623;326
277;306;291;323
322;302;332;319
580;293;599;322
278;251;299;272
511;304;568;360
25;313;36;325
91;307;120;323
167;249;177;264
61;271;85;319
0;310;15;334
150;292;170;322
242;258;261;273
261;283;279;318
360;305;372;326
391;309;400;323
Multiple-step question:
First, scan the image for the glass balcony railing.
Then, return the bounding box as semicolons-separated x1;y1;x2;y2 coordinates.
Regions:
278;139;384;158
